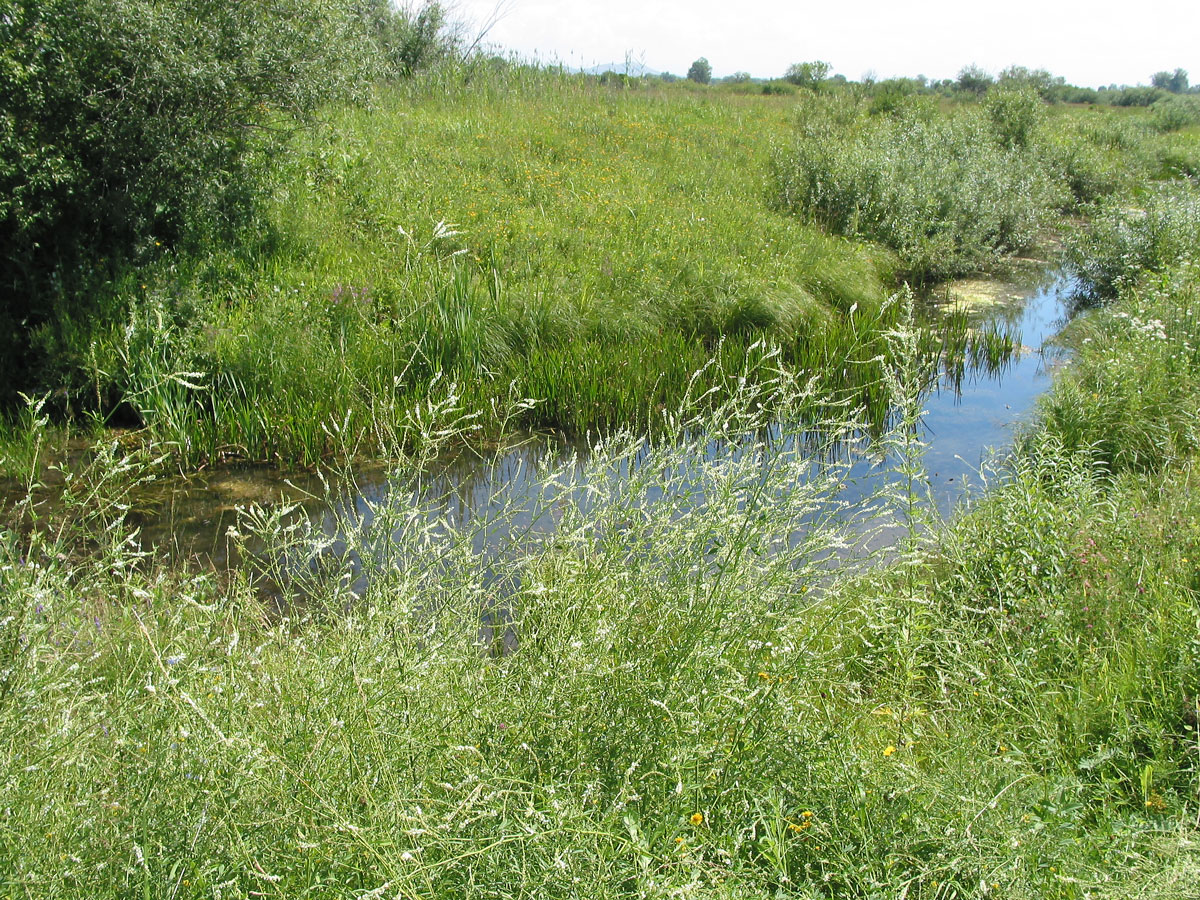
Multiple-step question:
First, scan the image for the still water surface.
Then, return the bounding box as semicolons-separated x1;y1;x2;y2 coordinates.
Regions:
132;268;1075;576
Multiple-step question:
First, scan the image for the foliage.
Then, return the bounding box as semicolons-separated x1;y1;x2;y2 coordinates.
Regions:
1151;68;1190;94
356;0;455;77
771;96;1066;280
3;259;1200;895
956;63;994;95
0;0;380;401
760;80;796;96
1066;181;1200;302
1152;94;1200;132
73;73;902;465
866;77;922;115
983;86;1047;149
1108;85;1164;107
4;60;1200;896
1038;271;1200;473
686;57;712;84
783;60;831;90
998;65;1064;98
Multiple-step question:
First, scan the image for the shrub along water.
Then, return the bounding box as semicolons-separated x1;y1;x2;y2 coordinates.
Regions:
0;0;456;409
770;91;1069;281
0;0;401;400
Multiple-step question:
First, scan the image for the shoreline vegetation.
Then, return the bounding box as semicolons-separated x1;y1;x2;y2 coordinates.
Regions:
2;4;1200;897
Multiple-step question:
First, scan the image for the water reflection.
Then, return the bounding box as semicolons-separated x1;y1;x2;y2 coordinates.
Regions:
129;268;1076;583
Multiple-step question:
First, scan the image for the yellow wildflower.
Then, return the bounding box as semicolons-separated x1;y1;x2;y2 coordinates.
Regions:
690;812;704;826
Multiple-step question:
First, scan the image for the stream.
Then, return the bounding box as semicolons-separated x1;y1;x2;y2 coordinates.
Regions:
129;266;1076;578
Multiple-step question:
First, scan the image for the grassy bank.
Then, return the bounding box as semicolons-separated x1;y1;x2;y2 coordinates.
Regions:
7;55;1200;472
4;188;1200;895
17;71;1179;471
34;77;1190;470
49;72;908;468
4;56;1200;897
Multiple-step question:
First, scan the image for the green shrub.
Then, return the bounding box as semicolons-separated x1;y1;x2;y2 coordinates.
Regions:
761;80;796;96
984;86;1047;149
356;0;455;77
1107;85;1165;107
771;99;1066;280
1152;94;1200;132
0;0;379;402
1066;181;1200;302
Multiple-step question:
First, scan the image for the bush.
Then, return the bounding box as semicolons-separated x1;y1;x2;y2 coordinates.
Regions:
771;98;1066;280
984;86;1047;149
761;80;796;96
956;63;993;95
357;0;455;77
1152;94;1200;132
0;0;379;402
1066;182;1200;302
1108;85;1164;107
783;60;830;90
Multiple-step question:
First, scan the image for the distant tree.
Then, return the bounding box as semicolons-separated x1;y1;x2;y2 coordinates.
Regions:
723;71;752;84
784;60;830;89
956;64;993;95
599;70;630;88
1111;86;1162;107
687;57;712;84
1151;68;1190;93
998;65;1062;97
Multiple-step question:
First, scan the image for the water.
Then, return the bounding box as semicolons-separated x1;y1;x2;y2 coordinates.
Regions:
130;267;1075;576
899;266;1072;511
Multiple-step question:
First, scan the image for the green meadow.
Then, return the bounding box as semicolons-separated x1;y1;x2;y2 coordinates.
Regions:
3;4;1200;897
66;74;899;467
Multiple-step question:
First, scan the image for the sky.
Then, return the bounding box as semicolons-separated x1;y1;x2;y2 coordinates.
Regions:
452;0;1199;89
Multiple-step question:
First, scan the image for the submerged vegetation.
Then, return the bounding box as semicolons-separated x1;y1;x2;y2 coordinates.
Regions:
2;13;1200;898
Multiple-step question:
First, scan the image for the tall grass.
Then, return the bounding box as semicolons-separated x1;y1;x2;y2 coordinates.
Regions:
75;71;916;466
4;277;1199;896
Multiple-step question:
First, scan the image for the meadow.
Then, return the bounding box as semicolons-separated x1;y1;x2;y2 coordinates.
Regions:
3;204;1200;897
35;73;900;468
12;67;1198;470
3;17;1200;897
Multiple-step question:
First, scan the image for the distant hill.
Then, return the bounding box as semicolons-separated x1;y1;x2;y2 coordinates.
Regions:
581;62;662;78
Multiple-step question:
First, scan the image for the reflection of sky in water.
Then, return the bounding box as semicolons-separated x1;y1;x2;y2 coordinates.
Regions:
134;270;1074;574
885;269;1072;517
